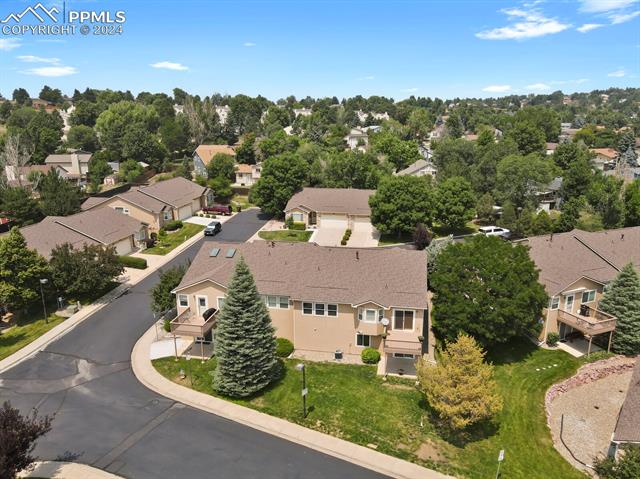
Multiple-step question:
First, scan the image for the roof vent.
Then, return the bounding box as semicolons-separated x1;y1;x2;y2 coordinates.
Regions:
226;248;236;258
209;248;220;257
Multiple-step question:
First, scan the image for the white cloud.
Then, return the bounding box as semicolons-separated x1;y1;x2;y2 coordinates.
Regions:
577;23;605;32
150;61;189;71
243;42;256;47
0;38;21;51
549;78;590;85
402;87;419;92
21;65;77;77
579;0;637;13
17;55;60;64
608;69;626;77
482;84;512;93
609;10;640;23
525;82;551;91
476;7;571;40
357;75;375;81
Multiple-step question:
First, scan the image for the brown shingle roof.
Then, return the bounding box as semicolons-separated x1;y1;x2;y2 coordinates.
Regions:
522;227;640;296
81;196;110;210
195;144;236;165
21;208;143;259
235;164;253;174
137;177;207;208
590;148;617;159
176;242;429;310
613;358;640;443
285;188;374;216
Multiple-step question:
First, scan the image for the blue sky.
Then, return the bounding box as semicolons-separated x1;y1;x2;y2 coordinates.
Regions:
0;0;639;100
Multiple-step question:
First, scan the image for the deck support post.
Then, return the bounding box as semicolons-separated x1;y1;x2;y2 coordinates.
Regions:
587;336;593;356
607;331;613;353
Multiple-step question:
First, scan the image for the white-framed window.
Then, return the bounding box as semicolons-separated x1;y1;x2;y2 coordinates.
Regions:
217;297;226;309
581;290;596;303
302;302;337;317
356;333;371;347
549;297;560;310
291;212;304;222
315;303;325;316
393;310;414;331
302;302;313;315
265;295;289;309
178;294;188;307
327;304;338;317
163;211;171;220
393;353;414;359
358;308;376;323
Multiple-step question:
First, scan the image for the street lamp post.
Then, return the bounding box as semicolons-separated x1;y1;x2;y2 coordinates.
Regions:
39;279;48;324
295;363;308;418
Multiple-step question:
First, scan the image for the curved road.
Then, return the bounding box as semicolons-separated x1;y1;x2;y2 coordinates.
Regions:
1;210;387;479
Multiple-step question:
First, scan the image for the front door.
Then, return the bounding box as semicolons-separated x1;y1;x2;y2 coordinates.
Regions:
564;294;574;313
196;296;208;317
309;211;317;225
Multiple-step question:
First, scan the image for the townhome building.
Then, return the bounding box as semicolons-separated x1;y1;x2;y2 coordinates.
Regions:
44;150;92;185
170;241;433;376
521;227;640;354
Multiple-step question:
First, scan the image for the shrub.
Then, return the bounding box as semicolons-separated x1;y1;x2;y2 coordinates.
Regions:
341;228;352;245
290;221;306;231
158;228;167;238
163;318;171;333
275;338;294;358
285;216;294;229
340;239;347;245
361;347;381;364
164;220;183;231
118;255;148;269
546;332;560;347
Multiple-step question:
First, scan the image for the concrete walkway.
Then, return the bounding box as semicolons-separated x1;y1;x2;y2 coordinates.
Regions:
20;461;123;479
0;228;204;374
132;324;453;479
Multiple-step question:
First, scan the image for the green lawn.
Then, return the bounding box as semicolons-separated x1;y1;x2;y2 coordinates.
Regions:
0;313;65;361
432;221;479;238
154;338;591;478
258;230;312;242
378;232;413;246
144;224;204;255
232;194;255;210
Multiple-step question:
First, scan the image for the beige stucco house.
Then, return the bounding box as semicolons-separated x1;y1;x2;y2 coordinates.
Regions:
170;241;433;375
522;227;640;354
234;163;261;187
81;177;211;232
284;187;374;230
44;150;92;184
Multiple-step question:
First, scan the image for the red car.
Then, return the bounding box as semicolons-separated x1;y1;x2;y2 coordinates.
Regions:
203;204;233;215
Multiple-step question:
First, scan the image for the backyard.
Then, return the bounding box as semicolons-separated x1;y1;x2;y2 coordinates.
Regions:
153;338;588;478
258;230;312;242
144;223;204;255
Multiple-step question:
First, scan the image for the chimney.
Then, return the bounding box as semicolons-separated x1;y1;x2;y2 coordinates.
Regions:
356;251;359;260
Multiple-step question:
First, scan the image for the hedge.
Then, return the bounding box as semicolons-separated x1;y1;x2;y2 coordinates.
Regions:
118;255;148;269
290;221;306;231
276;338;294;357
164;220;183;231
361;347;381;364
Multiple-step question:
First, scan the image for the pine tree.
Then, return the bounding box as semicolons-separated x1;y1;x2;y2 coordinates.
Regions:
214;257;279;397
417;333;502;431
599;264;640;355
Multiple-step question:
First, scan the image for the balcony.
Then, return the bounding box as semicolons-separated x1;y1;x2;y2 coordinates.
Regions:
557;305;616;336
383;330;423;355
170;308;217;337
357;320;385;336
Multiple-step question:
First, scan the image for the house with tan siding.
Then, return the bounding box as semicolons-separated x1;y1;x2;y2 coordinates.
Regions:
521;227;640;354
170;241;433;376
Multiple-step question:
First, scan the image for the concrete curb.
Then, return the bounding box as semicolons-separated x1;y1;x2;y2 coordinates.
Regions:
132;324;453;479
0;231;204;374
20;461;123;478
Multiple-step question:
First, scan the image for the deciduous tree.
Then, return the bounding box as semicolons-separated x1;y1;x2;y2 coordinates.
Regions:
252;153;309;216
435;176;476;230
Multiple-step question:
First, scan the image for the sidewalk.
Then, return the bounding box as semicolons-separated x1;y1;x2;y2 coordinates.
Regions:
0;228;204;374
20;461;123;479
132;325;453;479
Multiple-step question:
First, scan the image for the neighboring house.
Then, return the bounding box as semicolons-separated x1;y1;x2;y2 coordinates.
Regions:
193;144;236;178
4;164;67;189
559;129;579;143
44;150;92;184
418;144;432;161
81;177;211;231
396;159;437;178
215;105;231;125
234;163;261;187
170;241;432;375
429;124;446;141
536;176;563;212
545;142;558;156
344;128;369;151
293;108;312;118
21;207;147;259
610;358;640;457
356;110;389;123
31;98;58;113
285;187;374;229
522;227;640;353
590;148;617;171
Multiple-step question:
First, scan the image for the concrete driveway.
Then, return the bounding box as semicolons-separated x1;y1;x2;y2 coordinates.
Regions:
312;227;344;246
348;223;380;247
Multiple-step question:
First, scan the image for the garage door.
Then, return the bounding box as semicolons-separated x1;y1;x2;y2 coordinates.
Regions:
352;216;372;231
320;214;348;229
113;237;133;256
191;198;201;213
177;205;192;220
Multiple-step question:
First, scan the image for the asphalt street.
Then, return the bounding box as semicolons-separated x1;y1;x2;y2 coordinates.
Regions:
0;209;388;479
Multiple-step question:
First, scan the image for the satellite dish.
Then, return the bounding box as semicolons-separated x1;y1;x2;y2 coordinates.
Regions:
380;318;389;326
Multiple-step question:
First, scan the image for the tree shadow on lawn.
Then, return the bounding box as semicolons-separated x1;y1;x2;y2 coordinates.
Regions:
485;336;538;366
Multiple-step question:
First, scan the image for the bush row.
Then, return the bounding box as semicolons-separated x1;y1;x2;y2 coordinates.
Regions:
164;220;183;231
118;255;148;269
340;229;352;246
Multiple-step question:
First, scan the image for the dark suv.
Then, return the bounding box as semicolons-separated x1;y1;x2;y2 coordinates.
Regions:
204;220;222;236
203;204;232;215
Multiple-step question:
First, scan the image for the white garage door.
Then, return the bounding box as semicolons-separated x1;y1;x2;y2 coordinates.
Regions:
191;198;201;213
320;214;348;229
352;216;372;231
177;205;192;220
113;237;133;256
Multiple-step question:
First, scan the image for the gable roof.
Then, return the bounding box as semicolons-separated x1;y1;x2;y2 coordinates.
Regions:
21;208;143;259
522;227;640;296
194;144;236;165
44;152;92;165
137;177;207;208
397;159;435;176
613;358;640;444
175;242;429;310
285;188;374;216
590;148;617;159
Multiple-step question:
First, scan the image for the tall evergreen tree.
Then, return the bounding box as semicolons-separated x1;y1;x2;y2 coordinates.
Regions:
599;264;640;355
214;257;279;398
38;170;82;217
